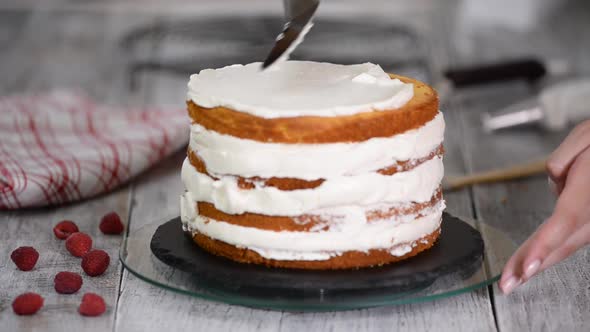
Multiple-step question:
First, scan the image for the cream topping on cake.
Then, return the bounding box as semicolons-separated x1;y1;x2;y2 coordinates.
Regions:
181;156;443;216
187;61;414;118
190;113;444;179
181;193;443;261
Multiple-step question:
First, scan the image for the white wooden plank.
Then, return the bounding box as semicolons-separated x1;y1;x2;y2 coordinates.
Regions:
0;9;143;331
0;191;129;332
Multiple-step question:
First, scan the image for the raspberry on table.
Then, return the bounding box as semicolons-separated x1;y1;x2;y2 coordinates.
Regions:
53;220;79;240
10;246;39;271
65;232;93;257
12;292;44;315
99;212;124;235
54;271;83;294
81;249;110;277
78;293;106;317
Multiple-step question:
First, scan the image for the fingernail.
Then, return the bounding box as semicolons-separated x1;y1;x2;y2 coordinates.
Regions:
524;259;541;280
501;276;521;294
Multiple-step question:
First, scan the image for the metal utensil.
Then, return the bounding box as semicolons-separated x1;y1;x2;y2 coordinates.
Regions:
261;0;319;70
436;58;547;103
483;78;590;132
437;57;572;104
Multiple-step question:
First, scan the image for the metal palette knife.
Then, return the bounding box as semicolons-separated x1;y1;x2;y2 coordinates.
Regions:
261;0;320;69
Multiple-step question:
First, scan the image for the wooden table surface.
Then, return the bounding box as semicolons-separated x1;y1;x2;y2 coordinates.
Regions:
1;1;588;331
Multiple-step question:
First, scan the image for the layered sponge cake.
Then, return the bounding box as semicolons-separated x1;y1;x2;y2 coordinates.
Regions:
180;61;445;269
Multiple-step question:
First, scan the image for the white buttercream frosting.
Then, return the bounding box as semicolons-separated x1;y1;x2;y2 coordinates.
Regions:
181;156;443;216
190;112;444;180
187;61;414;118
181;193;443;261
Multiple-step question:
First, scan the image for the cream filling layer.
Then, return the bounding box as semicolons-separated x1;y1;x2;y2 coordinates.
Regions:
190;112;445;180
180;192;443;261
187;61;414;118
181;156;443;216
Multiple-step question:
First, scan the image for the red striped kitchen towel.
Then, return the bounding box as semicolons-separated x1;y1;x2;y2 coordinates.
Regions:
0;91;188;209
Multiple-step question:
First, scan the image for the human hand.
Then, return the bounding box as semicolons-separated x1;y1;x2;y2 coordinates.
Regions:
499;120;590;294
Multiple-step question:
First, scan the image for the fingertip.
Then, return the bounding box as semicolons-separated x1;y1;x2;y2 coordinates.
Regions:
501;243;532;283
500;258;517;283
519;247;549;279
522;259;541;281
546;154;565;178
499;276;522;295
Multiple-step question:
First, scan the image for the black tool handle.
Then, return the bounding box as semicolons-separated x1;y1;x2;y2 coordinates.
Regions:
444;58;547;88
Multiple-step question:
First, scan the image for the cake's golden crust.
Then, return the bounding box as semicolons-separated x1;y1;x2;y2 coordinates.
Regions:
188;145;444;191
191;227;441;270
197;189;442;232
187;75;438;144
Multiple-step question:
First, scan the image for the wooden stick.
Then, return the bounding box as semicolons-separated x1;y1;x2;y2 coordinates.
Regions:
443;158;547;191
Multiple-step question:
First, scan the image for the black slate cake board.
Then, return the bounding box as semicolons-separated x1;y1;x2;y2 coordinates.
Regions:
150;212;484;298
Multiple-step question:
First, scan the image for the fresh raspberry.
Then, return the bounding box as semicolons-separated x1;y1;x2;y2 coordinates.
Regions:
53;220;79;239
99;212;124;235
54;271;83;294
10;246;39;271
78;293;106;317
81;249;110;277
65;232;93;257
12;292;44;315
